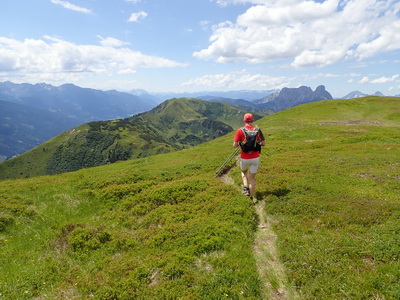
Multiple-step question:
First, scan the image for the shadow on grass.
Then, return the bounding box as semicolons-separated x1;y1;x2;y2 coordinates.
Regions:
255;187;291;200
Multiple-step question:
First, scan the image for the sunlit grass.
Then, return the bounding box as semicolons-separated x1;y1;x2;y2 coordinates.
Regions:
0;140;261;299
248;98;400;299
0;97;399;299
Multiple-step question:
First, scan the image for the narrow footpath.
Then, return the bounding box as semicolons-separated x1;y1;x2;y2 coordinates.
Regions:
219;173;297;300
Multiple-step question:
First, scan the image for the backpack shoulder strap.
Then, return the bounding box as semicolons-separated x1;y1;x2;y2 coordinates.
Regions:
241;127;258;133
240;127;248;139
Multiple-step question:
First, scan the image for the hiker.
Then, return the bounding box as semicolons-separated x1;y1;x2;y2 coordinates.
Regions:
233;113;266;198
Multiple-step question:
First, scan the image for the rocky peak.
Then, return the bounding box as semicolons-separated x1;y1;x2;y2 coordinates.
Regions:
254;85;332;111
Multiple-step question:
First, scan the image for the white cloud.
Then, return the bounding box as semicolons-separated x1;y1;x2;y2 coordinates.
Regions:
304;72;361;80
212;0;267;7
195;0;400;68
118;69;137;75
50;0;92;14
0;36;185;83
125;0;141;3
128;11;148;22
200;20;211;30
351;21;400;60
358;74;400;84
237;1;338;26
370;74;399;84
181;70;290;90
388;85;400;92
97;36;129;47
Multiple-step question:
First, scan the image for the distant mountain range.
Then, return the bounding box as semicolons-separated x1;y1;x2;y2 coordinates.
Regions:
254;85;332;111
0;81;159;160
340;91;385;99
146;89;277;103
151;89;399;102
0;81;157;121
152;86;333;114
3;81;393;162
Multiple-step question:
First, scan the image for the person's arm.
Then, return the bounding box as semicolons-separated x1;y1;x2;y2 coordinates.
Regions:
233;129;243;148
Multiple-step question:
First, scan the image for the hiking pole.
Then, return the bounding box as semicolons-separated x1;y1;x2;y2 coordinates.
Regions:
215;147;241;177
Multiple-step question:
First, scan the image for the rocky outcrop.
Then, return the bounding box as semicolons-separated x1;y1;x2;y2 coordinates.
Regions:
255;85;333;111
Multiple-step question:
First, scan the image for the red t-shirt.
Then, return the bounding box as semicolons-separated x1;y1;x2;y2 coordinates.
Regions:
234;124;264;159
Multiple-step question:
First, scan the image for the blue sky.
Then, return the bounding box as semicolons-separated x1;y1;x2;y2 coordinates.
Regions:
1;0;400;97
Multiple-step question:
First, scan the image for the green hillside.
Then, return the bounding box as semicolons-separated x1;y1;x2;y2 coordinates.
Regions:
0;97;399;299
0;98;263;180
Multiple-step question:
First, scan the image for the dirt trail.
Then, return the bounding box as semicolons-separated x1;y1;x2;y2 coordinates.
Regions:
253;199;298;299
219;172;297;300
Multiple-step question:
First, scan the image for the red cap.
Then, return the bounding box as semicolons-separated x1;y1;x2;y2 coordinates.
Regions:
243;113;254;122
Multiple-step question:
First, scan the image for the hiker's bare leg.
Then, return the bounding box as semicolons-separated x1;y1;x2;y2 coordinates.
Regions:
249;172;256;196
241;170;249;188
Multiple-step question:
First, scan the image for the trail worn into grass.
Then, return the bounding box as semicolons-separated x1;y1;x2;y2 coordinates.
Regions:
253;199;298;300
219;172;297;300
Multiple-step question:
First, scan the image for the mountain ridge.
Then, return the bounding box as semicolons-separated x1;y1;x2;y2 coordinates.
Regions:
341;90;385;99
0;81;159;159
0;98;265;180
254;85;333;110
0;81;157;121
150;89;278;103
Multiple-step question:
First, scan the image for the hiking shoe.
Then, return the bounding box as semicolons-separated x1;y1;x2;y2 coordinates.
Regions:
242;186;250;196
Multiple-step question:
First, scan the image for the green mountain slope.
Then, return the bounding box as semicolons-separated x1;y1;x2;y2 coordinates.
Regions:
0;98;263;180
0;97;399;299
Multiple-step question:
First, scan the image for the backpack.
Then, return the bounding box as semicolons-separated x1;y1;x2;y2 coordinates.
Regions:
240;127;262;153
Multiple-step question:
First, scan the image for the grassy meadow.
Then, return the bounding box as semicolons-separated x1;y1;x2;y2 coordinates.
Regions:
0;97;399;299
